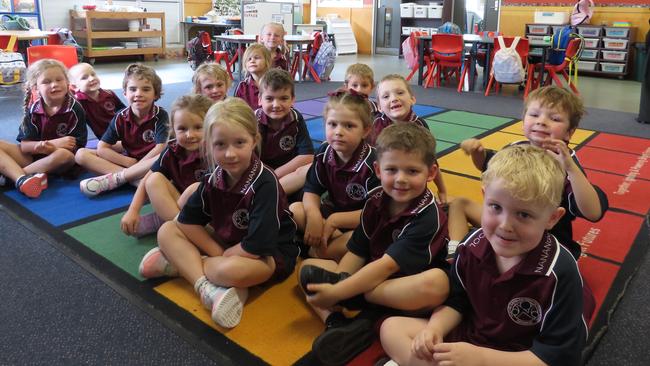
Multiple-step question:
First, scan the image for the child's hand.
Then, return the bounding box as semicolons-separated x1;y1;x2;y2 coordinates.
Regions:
436;191;448;205
305;283;339;309
52;136;77;151
304;214;324;247
542;138;576;173
321;215;339;247
433;342;483;366
120;209;140;236
460;139;483;156
412;327;442;361
34;140;56;155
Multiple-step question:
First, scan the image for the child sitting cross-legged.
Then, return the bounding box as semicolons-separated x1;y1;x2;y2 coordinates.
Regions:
299;123;450;366
234;44;271;111
75;64;169;197
380;144;587;366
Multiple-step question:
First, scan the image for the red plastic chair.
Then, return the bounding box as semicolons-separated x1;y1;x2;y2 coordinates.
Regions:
46;34;62;45
27;45;78;69
485;36;535;98
290;31;322;83
533;38;582;95
425;34;469;93
405;31;433;82
0;35;18;52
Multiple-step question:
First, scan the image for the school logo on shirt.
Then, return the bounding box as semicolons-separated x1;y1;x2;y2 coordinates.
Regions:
345;183;366;201
279;135;295;151
55;123;68;137
103;100;116;112
232;209;250;230
507;297;542;326
142;129;155;143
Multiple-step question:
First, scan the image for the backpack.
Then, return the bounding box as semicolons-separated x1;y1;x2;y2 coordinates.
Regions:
491;36;525;84
549;26;578;65
312;33;336;80
0;36;26;85
571;0;594;26
186;31;213;70
401;33;418;70
439;22;461;35
51;28;84;62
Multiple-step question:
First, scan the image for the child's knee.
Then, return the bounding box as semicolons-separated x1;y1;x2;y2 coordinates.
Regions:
74;148;92;164
157;221;181;246
418;269;450;302
52;148;75;164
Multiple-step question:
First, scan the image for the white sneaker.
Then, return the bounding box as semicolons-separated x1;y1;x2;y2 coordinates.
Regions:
138;247;178;278
79;173;117;197
211;287;248;328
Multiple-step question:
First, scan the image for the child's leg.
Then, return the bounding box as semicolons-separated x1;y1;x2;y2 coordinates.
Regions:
0;142;33;181
447;197;482;257
298;258;340;322
146;172;182;221
23;148;75;175
123;155;158;184
177;182;199;208
313;230;352;261
203;255;275;288
279;163;310;195
289;201;307;231
157;221;205;284
380;316;433;366
365;269;449;311
75;148;124;174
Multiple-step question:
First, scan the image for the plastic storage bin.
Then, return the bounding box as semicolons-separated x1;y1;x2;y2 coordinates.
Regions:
604;27;629;38
534;11;569;25
418;28;430;35
400;3;415;18
601;50;627;61
427;4;443;18
527;35;546;43
600;62;625;73
578;61;597;71
583;38;599;48
603;38;628;50
578;26;601;37
528;24;550;34
414;5;428;18
402;26;411;35
580;49;598;60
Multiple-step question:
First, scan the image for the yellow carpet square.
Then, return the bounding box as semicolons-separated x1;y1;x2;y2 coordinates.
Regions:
500;121;595;146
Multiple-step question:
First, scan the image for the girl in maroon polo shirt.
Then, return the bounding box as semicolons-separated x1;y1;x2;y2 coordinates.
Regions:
144;98;298;328
191;62;231;102
260;22;290;71
121;95;213;238
0;59;87;198
234;44;271;111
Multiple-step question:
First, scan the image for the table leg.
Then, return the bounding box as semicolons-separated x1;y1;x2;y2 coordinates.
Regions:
237;43;244;80
483;42;492;90
297;46;304;82
469;43;477;91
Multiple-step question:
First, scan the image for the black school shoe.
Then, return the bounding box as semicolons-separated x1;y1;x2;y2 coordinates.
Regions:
299;265;350;295
312;315;375;366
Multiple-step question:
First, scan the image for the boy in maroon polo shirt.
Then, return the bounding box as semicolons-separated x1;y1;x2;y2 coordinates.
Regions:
76;64;169;197
381;145;587;366
255;68;313;195
234;44;272;111
69;63;126;139
260;22;290;71
299;124;450;366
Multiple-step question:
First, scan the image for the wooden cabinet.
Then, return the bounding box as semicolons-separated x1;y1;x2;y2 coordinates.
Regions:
399;0;453;56
69;10;165;64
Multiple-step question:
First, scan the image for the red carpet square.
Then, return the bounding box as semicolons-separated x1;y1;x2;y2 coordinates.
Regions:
585;169;650;215
574;211;645;263
578;256;619;326
585;133;650;155
577;146;650;180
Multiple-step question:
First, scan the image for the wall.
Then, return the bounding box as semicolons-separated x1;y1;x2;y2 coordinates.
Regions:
315;6;372;54
184;0;212;16
500;6;650;43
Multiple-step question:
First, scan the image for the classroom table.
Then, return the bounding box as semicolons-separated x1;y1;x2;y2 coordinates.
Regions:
0;29;56;58
285;34;315;82
181;21;240;46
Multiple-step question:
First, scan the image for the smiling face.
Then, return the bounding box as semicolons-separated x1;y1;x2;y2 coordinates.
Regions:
70;64;100;96
173;109;204;151
198;75;227;102
36;67;69;105
210;123;257;184
345;74;374;97
523;100;574;146
377;79;416;122
260;24;284;49
325;105;369;161
124;77;155;118
259;86;294;121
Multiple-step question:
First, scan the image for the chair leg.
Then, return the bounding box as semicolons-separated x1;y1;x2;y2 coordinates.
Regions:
405;62;419;82
484;74;494;96
524;67;534;98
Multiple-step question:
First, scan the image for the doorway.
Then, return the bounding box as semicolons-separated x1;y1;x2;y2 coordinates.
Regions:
465;0;499;33
374;0;401;55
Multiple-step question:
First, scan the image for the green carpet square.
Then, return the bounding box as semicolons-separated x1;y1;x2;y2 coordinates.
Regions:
436;140;456;154
427;121;487;144
65;206;157;280
426;111;513;129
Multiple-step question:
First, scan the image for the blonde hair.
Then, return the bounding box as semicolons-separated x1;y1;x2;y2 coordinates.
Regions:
260;22;286;37
377;74;414;98
202;97;261;171
345;63;374;87
524;85;584;131
482;144;565;209
375;123;437;167
191;62;232;95
258;68;294;97
243;44;272;76
168;94;214;140
122;63;162;100
68;62;94;82
23;59;69;132
323;90;372;129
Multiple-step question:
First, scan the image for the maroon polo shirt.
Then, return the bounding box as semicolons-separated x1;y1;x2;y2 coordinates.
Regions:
234;76;260;111
74;88;125;139
177;155;298;260
304;142;380;213
347;187;449;275
150;139;206;192
101;105;169;160
446;229;587;366
483;141;609;259
256;108;314;169
368;99;380;117
271;47;289;71
18;93;87;150
368;110;429;146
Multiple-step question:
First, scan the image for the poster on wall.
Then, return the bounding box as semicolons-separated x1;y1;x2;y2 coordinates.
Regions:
317;0;363;8
0;0;10;12
12;0;36;13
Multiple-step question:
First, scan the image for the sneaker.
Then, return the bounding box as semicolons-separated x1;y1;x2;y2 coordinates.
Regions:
196;279;223;310
138;247;178;278
299;265;350;295
134;212;164;237
16;173;47;198
312;316;375;366
79;173;118;197
211;287;249;328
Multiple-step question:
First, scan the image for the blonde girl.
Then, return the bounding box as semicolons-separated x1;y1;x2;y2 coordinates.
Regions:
260;22;290;71
191;62;232;102
289;90;380;261
121;94;214;237
0;59;87;198
234;44;272;111
143;97;298;329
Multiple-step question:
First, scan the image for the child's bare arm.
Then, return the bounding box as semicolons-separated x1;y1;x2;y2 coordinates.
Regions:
321;209;362;245
48;136;77;151
120;170;151;235
412;305;462;361
432;342;545;366
20;140;56;155
97;141;137;167
460;138;486;170
176;221;225;257
433;172;447;204
274;154;312;178
140;143;165;161
303;192;324;247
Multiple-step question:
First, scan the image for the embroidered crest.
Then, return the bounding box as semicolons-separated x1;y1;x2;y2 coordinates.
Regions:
142;129;155;143
346;183;366;201
55;123;68;137
279;135;295;151
232;209;250;230
507;297;542;326
103;100;115;112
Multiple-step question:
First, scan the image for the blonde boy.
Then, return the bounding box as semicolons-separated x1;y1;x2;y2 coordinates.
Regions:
344;63;379;116
260;22;289;70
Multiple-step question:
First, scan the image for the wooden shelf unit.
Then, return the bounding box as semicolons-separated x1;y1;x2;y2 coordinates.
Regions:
70;10;165;63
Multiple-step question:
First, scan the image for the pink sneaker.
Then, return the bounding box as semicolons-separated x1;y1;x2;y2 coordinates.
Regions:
211;287;248;328
134;212;164;238
138;247;178;278
16;173;47;198
79;173;118;197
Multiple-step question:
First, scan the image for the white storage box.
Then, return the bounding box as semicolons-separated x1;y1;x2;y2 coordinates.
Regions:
430;27;438;35
600;62;625;73
578;26;601;37
603;38;628;50
601;50;627;61
583;38;599;48
580;49;598;60
414;5;428;18
402;27;411;35
527;35;546;43
604;27;629;38
534;11;569;25
528;24;550;35
400;3;415;18
427;4;443;19
577;61;597;71
419;28;430;36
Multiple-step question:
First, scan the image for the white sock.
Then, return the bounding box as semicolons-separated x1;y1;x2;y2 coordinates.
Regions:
448;240;460;254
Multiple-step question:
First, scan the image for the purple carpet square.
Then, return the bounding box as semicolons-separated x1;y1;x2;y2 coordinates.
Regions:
294;100;327;116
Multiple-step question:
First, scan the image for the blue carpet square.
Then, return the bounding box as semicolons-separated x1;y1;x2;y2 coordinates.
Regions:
413;105;445;117
306;117;325;142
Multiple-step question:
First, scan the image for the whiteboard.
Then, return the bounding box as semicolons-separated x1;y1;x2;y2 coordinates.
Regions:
242;2;294;36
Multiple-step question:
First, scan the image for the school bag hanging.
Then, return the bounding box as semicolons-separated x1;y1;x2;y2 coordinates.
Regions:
312;33;336;80
549;26;583;65
0;36;26;86
491;36;525;84
571;0;594;26
401;34;418;70
186;31;213;70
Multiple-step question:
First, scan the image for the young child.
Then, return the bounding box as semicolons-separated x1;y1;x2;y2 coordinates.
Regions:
143;98;298;329
234;44;271;111
380;144;587;366
75;63;169;197
372;73;447;204
0;59;87;198
121;94;213;238
69;62;125;139
300;123;450;366
255;68;313;195
191;62;231;102
344;63;379;116
449;85;608;260
260;22;290;71
289;90;380;261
